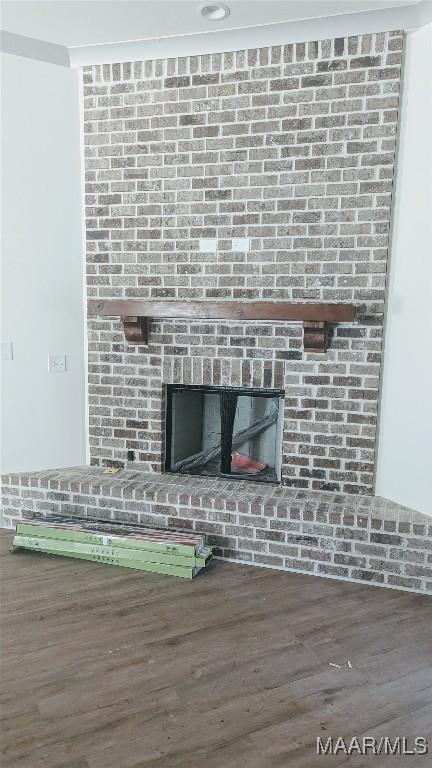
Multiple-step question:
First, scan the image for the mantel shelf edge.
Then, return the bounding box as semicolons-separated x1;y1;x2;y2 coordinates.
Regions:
87;299;355;353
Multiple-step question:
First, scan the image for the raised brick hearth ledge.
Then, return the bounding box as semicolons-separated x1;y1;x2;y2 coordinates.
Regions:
1;467;431;595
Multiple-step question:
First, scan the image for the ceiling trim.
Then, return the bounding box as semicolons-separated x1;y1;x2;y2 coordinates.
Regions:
0;29;70;67
62;1;432;68
1;2;431;69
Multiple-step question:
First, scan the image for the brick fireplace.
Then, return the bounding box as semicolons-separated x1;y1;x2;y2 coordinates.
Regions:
5;27;430;598
85;30;403;495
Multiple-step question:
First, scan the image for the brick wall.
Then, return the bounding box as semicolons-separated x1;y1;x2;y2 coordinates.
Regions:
83;30;403;494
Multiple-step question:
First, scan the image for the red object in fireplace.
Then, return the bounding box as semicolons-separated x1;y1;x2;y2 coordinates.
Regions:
231;451;267;475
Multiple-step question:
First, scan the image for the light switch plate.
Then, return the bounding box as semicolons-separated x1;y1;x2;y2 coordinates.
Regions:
48;354;67;373
232;238;250;252
199;238;217;253
1;342;13;361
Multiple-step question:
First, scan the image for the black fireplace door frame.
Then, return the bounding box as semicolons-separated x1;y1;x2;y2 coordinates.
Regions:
164;384;284;479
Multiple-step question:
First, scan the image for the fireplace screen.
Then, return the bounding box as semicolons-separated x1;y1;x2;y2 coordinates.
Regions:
165;385;284;483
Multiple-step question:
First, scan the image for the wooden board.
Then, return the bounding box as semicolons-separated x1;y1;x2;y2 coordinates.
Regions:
88;298;355;322
12;535;210;569
16;520;209;558
12;537;201;579
88;299;354;350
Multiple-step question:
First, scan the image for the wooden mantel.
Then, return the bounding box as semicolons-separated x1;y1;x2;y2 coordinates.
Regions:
87;299;355;353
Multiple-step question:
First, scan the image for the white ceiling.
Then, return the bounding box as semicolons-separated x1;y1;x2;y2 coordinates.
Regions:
1;0;421;48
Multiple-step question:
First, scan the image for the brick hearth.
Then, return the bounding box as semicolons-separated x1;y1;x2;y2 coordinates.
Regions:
2;467;431;594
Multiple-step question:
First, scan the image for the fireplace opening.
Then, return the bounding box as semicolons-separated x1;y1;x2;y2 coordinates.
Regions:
165;385;284;483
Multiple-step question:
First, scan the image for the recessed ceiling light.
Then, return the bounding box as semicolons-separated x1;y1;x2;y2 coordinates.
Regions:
199;3;230;21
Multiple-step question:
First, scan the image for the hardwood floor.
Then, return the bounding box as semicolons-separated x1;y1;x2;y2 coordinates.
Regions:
1;530;431;767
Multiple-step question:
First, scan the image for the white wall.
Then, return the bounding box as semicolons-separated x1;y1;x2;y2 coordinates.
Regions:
1;53;87;473
376;23;432;515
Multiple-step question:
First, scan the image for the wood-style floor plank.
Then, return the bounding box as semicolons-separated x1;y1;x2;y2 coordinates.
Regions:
1;534;431;767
